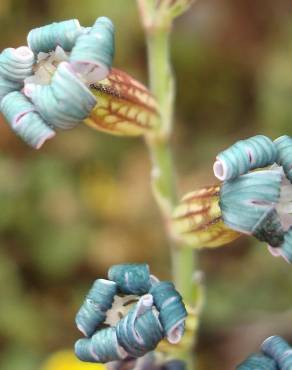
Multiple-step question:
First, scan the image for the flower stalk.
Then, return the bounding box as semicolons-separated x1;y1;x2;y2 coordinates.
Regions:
137;1;200;367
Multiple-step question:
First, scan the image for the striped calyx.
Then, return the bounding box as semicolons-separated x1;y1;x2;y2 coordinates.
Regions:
171;185;240;249
86;68;160;136
237;336;292;370
0;17;115;148
75;263;187;364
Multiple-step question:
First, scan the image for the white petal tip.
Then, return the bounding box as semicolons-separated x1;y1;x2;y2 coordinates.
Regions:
213;159;228;181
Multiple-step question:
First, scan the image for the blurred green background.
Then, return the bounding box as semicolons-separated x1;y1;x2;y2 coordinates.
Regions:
1;0;292;369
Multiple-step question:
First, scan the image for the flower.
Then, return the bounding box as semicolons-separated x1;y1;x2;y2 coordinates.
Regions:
237;335;292;370
0;17;114;148
172;135;292;263
0;18;159;149
41;350;106;370
74;263;187;364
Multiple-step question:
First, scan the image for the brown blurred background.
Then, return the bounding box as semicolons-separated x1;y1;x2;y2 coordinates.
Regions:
1;0;292;369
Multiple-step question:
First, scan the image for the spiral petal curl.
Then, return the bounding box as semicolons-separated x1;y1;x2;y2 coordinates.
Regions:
0;17;115;147
76;279;117;337
24;61;97;129
236;353;278;370
1;91;55;148
0;47;34;82
70;17;115;82
213;135;277;181
238;336;292;369
220;170;282;236
27;19;83;54
75;264;187;364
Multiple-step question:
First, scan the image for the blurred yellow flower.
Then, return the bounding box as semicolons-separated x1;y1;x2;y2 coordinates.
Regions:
41;350;106;370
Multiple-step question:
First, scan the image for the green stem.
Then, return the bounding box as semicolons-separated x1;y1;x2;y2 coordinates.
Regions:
146;28;174;138
137;3;200;368
143;14;195;308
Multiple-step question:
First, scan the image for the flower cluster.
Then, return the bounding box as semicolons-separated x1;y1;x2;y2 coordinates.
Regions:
0;17;114;148
237;336;292;369
74;264;187;364
172;135;292;262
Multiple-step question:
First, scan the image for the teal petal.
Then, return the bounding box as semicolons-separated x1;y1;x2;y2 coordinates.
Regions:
69;17;115;81
220;170;281;235
75;327;127;363
75;279;117;337
74;338;95;362
116;295;163;358
262;336;291;369
0;76;22;102
214;135;277;181
1;91;55;148
236;353;277;370
150;281;187;343
0;47;34;82
24;61;96;129
108;263;151;295
27;19;83;54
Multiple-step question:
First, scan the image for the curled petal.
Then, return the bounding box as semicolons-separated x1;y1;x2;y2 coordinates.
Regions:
75;327;127;363
108;263;151;295
85;68;160;136
116;295;164;357
172;185;240;248
75;264;187;363
76;279;117;337
0;76;22;102
27;19;83;54
0;47;34;82
157;304;198;354
1;91;55;148
25;61;96;129
274;135;292;183
236;353;277;370
261;336;292;369
213;135;277;181
220;170;281;235
70;17;115;82
150;281;187;344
